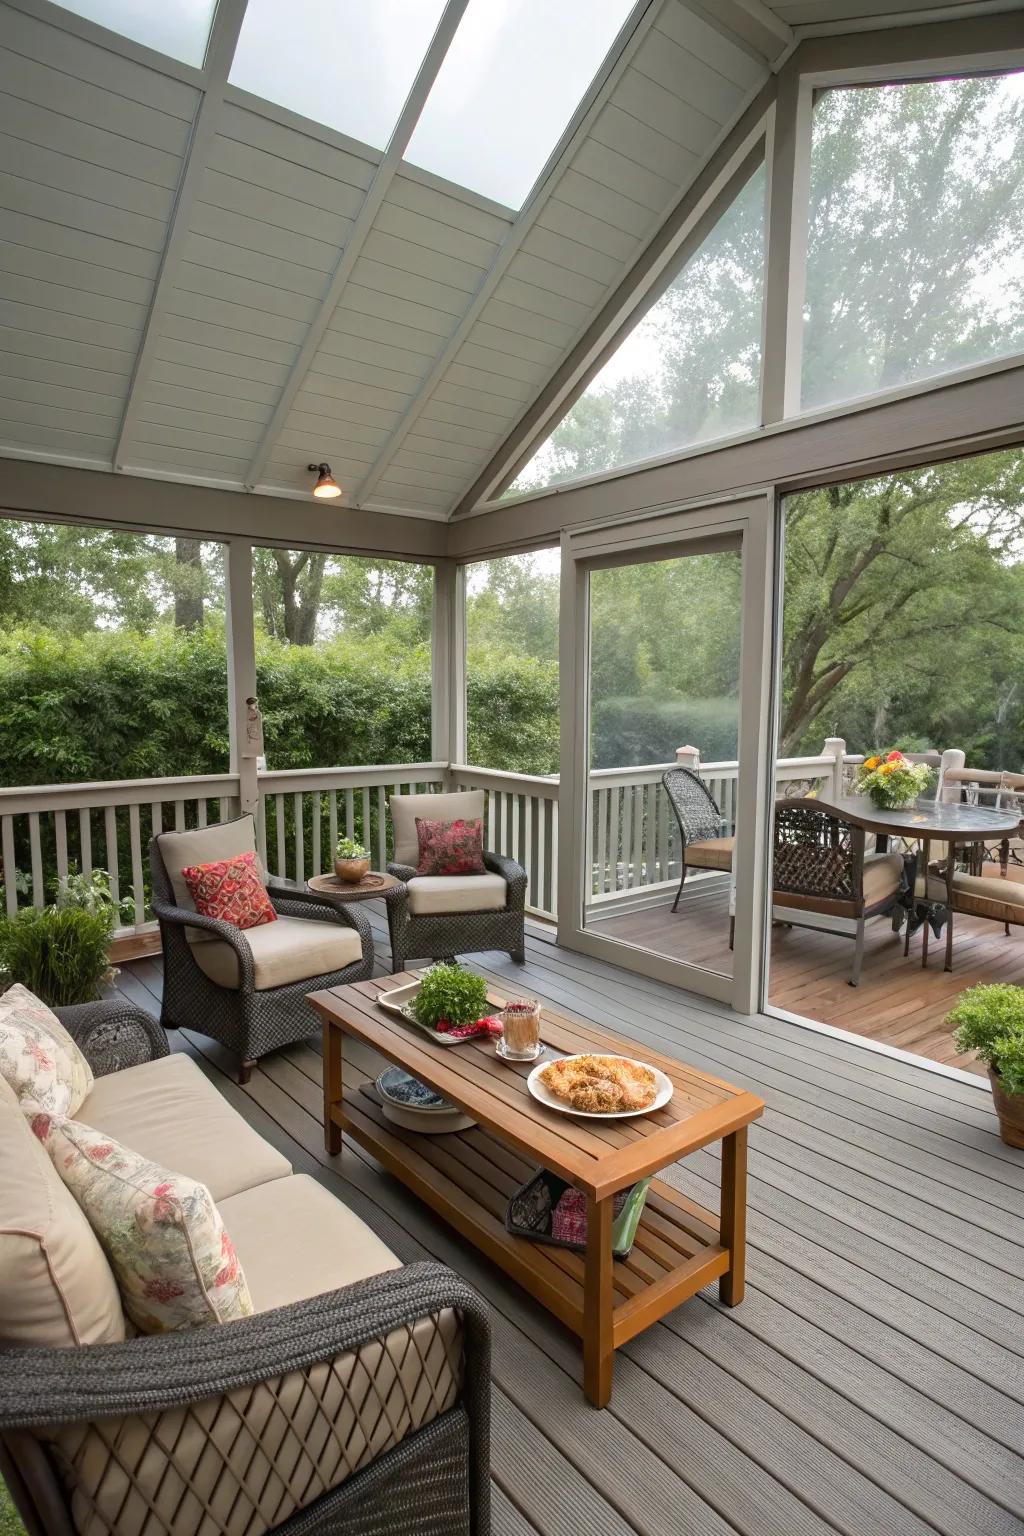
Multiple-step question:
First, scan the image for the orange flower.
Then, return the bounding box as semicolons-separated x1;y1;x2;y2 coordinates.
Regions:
864;756;881;770
879;762;896;775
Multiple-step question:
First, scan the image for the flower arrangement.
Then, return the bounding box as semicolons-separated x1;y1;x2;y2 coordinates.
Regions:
855;750;933;809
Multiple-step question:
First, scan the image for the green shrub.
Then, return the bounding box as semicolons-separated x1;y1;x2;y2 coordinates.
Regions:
591;695;738;769
0;905;115;1006
947;984;1024;1096
411;963;490;1030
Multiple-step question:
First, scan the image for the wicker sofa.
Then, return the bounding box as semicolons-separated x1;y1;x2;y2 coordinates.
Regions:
0;1001;491;1536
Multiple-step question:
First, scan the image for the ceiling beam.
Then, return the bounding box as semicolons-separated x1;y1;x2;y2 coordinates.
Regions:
112;0;250;470
241;0;471;493
348;0;661;511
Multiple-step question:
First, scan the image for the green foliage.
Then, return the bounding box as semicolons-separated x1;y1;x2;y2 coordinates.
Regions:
411;962;490;1030
0;1480;25;1536
948;985;1024;1097
335;837;368;860
55;868;134;927
592;696;737;769
0;904;115;1006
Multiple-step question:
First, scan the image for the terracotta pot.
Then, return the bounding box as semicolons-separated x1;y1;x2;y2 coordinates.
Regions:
990;1068;1024;1149
334;855;370;884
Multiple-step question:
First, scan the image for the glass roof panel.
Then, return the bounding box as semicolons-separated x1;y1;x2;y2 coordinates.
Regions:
229;0;447;150
406;0;636;209
56;0;217;66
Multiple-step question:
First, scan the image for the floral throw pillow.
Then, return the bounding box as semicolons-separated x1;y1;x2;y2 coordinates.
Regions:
415;816;486;877
0;983;93;1115
181;849;276;931
31;1113;253;1335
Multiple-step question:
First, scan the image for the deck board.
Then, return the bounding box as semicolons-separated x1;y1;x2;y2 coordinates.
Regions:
587;882;1024;1074
107;902;1024;1536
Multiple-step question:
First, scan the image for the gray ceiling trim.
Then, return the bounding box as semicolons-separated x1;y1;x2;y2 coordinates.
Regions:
349;0;662;510
241;0;472;493
112;0;250;470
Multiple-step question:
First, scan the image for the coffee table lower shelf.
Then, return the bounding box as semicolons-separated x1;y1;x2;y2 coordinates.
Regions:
334;1074;730;1397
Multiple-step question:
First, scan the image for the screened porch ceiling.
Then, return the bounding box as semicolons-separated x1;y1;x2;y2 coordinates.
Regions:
0;0;1017;521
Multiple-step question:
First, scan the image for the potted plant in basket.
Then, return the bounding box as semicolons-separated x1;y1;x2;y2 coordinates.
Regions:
334;836;370;884
947;983;1024;1148
855;750;933;809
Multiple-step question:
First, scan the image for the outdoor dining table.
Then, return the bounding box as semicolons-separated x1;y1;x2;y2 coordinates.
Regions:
811;794;1022;964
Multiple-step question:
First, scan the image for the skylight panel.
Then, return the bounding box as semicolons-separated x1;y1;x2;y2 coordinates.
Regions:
56;0;217;66
229;0;446;150
405;0;636;209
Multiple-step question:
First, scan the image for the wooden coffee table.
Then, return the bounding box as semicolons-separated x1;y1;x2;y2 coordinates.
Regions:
309;974;764;1407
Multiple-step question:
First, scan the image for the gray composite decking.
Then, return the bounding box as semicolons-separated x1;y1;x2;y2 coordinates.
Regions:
109;904;1024;1536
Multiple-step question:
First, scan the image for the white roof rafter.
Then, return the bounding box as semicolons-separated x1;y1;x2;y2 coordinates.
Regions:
112;0;250;470
241;0;472;493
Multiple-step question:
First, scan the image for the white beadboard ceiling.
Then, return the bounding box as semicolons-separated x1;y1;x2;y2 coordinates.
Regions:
0;0;1017;520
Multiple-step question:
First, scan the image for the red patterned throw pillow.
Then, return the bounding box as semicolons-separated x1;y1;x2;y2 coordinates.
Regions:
415;817;486;877
181;850;276;931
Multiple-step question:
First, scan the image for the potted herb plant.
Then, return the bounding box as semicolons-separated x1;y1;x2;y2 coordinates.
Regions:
0;869;131;1007
855;750;933;809
334;836;370;884
947;983;1024;1148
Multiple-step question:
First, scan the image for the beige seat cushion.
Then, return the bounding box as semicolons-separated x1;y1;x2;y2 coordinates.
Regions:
219;1174;401;1312
685;836;735;871
157;816;264;944
862;851;904;906
79;1053;291;1202
390;789;485;868
191;914;362;991
0;1075;125;1347
407;871;507;916
950;872;1024;922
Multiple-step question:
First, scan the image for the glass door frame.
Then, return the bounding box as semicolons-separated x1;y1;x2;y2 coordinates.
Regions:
556;489;777;1011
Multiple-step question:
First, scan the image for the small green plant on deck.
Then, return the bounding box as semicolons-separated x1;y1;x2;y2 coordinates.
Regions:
0;904;115;1007
947;984;1024;1097
55;867;135;927
411;963;489;1031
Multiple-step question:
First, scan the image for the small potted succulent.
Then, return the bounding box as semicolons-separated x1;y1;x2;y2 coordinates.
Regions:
334;836;370;884
947;983;1024;1148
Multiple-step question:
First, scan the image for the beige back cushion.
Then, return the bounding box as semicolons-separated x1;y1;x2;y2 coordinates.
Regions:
390;790;485;868
0;1076;125;1348
157;816;262;943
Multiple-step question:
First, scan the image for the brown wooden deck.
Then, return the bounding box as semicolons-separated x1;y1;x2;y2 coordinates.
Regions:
106;901;1024;1536
588;878;1024;1075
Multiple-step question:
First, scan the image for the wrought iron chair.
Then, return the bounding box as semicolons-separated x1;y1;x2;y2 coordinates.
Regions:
772;800;904;986
662;767;734;913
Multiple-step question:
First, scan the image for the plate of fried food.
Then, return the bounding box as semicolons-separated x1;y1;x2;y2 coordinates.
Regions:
528;1053;672;1118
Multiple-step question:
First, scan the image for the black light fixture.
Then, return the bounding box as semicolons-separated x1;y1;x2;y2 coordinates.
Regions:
308;461;342;499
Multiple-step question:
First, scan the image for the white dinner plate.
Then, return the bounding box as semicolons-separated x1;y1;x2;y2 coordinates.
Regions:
527;1054;673;1119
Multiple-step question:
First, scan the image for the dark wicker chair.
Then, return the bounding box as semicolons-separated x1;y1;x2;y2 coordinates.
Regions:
0;1001;492;1536
772;799;904;986
661;767;735;912
385;792;527;972
151;815;373;1082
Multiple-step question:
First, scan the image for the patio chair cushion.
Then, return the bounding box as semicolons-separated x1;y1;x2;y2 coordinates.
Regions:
0;982;93;1115
191;914;363;991
35;1114;254;1334
949;872;1024;923
862;851;904;906
390;789;485;868
158;816;264;944
685;836;735;871
0;1074;125;1348
79;1053;292;1202
406;871;508;916
218;1174;401;1311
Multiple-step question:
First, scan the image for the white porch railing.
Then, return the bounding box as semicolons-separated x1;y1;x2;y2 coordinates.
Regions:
449;764;559;920
0;775;241;928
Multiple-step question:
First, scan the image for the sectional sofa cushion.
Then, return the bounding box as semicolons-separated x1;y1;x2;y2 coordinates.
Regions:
78;1052;291;1202
0;1075;125;1348
0;982;93;1114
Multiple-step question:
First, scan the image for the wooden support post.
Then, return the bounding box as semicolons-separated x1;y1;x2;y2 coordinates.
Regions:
583;1193;614;1408
324;1020;343;1156
719;1127;748;1307
225;538;259;815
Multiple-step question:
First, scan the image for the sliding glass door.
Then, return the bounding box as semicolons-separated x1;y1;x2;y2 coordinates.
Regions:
559;494;775;1009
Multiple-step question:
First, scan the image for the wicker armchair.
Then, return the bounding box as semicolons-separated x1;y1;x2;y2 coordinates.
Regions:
662;767;735;912
385;792;526;972
773;800;904;986
151;815;373;1082
0;1001;492;1536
